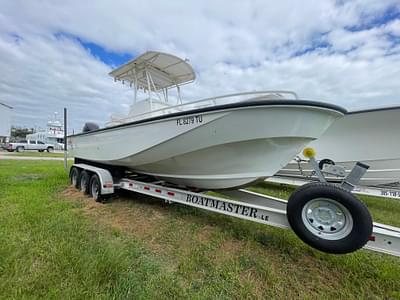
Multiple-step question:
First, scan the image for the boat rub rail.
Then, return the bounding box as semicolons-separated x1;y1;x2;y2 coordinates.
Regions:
69;99;347;137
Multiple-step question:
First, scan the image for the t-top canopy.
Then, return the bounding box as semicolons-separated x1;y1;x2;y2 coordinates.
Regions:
109;51;195;91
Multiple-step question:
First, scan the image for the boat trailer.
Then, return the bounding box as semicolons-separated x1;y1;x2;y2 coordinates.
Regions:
68;150;400;258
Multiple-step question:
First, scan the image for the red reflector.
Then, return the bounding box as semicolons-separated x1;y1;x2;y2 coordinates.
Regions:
155;189;162;193
368;235;376;242
167;191;175;196
144;186;150;190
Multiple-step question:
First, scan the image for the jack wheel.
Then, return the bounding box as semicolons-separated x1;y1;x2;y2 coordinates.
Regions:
318;158;335;170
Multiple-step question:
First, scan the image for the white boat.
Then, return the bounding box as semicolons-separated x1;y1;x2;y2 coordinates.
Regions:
69;51;346;190
27;113;65;149
278;107;400;187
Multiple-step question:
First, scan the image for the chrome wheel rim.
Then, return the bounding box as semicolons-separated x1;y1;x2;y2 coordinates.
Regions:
72;171;78;186
91;180;99;199
301;198;353;240
80;176;87;192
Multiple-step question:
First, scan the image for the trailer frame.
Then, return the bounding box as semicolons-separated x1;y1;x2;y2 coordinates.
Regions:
70;163;400;258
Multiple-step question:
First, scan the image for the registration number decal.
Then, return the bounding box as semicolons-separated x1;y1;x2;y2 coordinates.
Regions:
176;115;203;126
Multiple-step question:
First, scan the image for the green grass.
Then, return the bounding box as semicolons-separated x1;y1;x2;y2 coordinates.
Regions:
0;160;399;299
2;151;66;157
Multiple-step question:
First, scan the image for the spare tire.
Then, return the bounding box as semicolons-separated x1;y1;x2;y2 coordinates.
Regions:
287;182;373;254
318;158;335;170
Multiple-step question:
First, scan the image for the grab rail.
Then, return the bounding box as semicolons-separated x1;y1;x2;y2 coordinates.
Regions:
107;90;299;126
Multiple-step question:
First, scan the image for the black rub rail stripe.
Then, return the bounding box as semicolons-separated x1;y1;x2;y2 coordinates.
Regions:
69;99;347;137
347;105;400;115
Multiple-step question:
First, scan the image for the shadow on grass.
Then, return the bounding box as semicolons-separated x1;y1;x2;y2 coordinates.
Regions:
108;188;315;260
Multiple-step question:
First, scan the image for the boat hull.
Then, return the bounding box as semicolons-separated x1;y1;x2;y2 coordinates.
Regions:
69;102;343;189
278;107;400;187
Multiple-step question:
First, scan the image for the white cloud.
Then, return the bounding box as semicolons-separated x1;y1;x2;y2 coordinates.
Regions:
0;33;133;132
384;18;400;36
0;0;399;131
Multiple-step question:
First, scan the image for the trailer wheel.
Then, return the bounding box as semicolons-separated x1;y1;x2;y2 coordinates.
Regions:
287;182;372;254
16;146;24;152
89;174;102;202
79;171;90;194
69;167;80;189
47;147;54;153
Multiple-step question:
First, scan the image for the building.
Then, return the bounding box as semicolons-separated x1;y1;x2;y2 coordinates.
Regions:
0;102;13;143
26;113;65;149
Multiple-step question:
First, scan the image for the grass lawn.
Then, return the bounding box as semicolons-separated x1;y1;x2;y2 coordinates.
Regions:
0;160;399;299
1;151;66;158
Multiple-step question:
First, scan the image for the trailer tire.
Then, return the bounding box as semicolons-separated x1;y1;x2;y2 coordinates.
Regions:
16;146;24;152
69;167;80;189
89;174;103;202
38;150;44;152
287;182;372;254
47;147;54;153
79;171;90;195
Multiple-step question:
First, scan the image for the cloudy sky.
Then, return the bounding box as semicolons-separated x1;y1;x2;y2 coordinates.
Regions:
0;0;399;132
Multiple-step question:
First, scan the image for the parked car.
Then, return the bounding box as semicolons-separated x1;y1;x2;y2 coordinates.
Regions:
7;140;54;152
55;142;65;150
